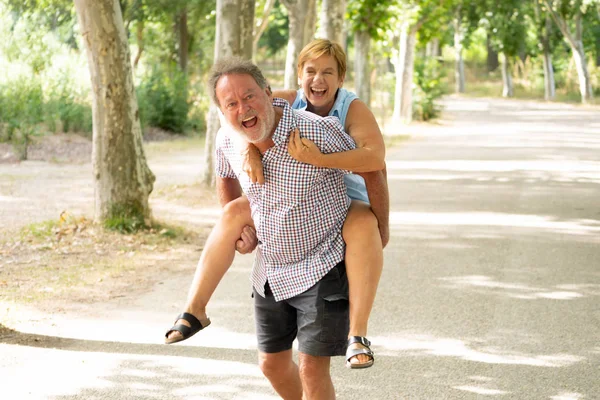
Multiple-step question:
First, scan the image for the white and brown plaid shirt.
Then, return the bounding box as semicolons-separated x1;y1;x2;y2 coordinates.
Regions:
215;98;356;301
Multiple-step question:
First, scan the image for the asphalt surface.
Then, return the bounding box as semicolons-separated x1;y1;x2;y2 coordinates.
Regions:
1;96;599;399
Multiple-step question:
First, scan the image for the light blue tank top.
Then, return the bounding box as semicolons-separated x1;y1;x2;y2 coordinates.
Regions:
292;88;369;203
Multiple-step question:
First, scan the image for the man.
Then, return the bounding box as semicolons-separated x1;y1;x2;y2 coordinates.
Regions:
209;56;386;399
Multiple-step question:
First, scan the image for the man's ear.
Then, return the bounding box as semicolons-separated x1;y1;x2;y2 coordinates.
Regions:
265;85;273;99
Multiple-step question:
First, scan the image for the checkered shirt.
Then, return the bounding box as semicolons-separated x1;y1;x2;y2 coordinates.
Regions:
215;98;356;301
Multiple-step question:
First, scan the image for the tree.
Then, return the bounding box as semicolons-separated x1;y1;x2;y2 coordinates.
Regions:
482;0;529;98
280;0;311;89
202;0;255;186
446;0;480;94
318;0;346;45
347;0;394;107
74;0;155;225
305;0;318;44
534;0;560;100
391;0;445;123
253;0;276;60
543;0;595;103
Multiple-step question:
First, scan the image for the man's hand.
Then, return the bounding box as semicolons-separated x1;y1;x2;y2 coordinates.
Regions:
241;144;265;184
235;225;258;254
288;128;323;166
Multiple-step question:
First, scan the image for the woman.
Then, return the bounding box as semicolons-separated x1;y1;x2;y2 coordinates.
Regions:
165;39;388;369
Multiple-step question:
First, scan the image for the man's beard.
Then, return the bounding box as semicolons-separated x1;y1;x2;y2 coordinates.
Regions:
227;106;275;144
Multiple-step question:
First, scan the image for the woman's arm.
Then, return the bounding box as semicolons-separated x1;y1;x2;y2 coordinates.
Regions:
288;100;386;172
271;89;297;105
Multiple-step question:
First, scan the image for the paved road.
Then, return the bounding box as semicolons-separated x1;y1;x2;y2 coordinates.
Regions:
1;97;599;399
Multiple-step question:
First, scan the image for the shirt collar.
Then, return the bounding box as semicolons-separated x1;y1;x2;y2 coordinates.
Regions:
298;88;342;119
271;97;296;147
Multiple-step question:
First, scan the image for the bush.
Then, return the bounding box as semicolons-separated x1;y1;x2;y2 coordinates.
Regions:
413;59;444;121
137;67;190;133
45;80;93;136
0;77;44;158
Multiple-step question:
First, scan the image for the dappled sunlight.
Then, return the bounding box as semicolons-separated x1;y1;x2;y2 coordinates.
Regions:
151;200;222;227
389;211;600;237
1;344;277;400
2;301;258;351
374;334;584;368
439;275;600;300
453;385;507;395
550;393;585;400
387;159;600;174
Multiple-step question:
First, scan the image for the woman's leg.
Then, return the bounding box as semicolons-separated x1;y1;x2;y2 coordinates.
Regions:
342;200;383;366
167;196;253;341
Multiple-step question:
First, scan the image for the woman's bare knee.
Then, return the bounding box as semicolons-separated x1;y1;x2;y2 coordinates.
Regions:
221;196;252;227
342;201;378;242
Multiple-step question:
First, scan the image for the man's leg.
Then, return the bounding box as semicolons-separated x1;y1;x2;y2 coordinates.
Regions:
258;350;302;400
291;262;350;399
254;284;302;399
298;353;334;400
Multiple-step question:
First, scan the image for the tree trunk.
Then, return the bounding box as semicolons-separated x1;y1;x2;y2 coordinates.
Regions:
133;19;144;69
544;0;593;103
202;107;221;186
425;38;440;58
252;0;276;61
175;7;189;72
541;16;556;101
202;0;255;186
318;0;345;45
354;30;371;107
501;53;514;97
542;49;556;100
486;33;499;72
304;0;317;44
281;0;309;89
454;19;465;93
74;0;155;224
572;41;594;103
596;36;600;67
393;21;417;124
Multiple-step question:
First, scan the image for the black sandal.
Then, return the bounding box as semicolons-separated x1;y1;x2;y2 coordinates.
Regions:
165;312;211;344
345;336;375;369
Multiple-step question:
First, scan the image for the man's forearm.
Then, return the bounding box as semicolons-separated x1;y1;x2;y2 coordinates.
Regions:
358;167;390;247
216;177;243;207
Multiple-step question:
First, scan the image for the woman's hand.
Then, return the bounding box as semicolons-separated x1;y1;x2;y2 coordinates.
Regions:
241;143;265;184
288;128;323;166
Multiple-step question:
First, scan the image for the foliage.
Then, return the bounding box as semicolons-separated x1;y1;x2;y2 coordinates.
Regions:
412;58;444;121
347;0;396;39
256;0;289;57
104;202;148;233
137;66;190;133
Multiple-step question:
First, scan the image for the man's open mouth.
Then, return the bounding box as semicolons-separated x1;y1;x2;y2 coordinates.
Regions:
242;116;258;128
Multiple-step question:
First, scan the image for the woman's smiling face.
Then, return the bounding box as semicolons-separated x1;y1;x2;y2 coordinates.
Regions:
298;54;344;115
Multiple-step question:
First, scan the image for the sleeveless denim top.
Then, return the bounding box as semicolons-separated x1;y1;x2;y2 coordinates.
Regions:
292;88;369;203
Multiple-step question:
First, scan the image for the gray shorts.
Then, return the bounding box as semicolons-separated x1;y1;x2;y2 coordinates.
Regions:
253;261;349;357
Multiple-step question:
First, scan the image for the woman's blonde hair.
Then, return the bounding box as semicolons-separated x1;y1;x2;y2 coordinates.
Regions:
297;39;347;78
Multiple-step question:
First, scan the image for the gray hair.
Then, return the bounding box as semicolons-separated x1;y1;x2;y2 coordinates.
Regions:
207;57;269;107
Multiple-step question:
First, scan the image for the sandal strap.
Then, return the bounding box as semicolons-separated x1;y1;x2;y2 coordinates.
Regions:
175;312;202;331
348;336;371;347
165;312;209;340
346;347;374;360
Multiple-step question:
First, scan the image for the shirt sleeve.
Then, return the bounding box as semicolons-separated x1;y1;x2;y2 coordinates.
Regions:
319;116;357;154
215;131;237;179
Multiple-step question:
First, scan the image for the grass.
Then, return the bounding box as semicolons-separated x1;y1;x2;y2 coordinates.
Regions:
0;216;208;307
144;135;205;158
